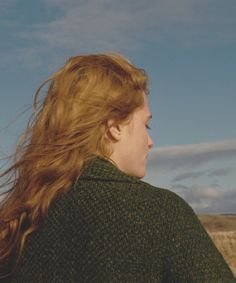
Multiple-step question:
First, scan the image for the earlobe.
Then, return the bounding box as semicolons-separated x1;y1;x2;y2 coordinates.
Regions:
106;119;122;141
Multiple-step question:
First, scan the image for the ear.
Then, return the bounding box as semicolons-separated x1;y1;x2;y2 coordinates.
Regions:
106;119;122;141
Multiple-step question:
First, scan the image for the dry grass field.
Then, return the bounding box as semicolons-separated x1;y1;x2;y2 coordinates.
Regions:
198;214;236;277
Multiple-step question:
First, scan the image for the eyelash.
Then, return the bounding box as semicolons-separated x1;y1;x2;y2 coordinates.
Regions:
146;125;151;130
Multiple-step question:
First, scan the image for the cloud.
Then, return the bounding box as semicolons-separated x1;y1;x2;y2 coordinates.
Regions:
147;139;236;173
30;0;236;50
21;0;151;52
2;0;236;69
172;170;207;182
208;167;234;177
171;183;236;214
170;166;234;183
0;0;16;15
39;0;236;45
145;140;236;214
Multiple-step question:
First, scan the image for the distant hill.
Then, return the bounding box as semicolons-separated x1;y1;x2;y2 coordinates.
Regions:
198;214;236;277
198;214;236;232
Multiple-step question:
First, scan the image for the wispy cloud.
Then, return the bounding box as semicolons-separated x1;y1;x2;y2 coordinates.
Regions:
172;170;207;182
171;183;236;214
0;0;16;15
21;0;150;52
208;167;234;177
148;139;236;172
1;0;236;69
29;0;236;50
145;139;236;214
171;166;234;183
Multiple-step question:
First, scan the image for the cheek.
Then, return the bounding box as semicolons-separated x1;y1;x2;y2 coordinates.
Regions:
144;130;150;143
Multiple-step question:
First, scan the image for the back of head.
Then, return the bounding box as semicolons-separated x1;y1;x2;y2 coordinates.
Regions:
0;52;148;278
35;53;148;159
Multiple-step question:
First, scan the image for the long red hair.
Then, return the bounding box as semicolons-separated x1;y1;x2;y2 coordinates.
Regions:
0;53;148;278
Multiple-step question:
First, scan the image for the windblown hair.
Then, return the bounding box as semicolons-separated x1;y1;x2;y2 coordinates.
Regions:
0;53;148;277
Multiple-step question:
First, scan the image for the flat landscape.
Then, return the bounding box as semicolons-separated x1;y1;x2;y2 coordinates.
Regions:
198;214;236;277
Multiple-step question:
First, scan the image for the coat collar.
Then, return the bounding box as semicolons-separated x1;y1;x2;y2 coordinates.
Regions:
79;156;140;184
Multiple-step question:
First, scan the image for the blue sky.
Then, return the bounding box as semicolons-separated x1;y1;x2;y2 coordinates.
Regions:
0;0;236;214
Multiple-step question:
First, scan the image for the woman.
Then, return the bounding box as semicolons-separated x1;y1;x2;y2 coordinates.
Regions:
0;53;235;282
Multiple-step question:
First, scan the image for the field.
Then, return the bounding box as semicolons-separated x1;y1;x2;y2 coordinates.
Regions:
198;214;236;277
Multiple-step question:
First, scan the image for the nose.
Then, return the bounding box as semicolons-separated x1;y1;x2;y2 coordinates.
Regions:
148;135;154;149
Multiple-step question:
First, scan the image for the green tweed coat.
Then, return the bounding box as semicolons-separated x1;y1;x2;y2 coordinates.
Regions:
3;157;235;282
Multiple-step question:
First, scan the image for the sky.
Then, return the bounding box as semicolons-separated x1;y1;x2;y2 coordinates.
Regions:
0;0;236;214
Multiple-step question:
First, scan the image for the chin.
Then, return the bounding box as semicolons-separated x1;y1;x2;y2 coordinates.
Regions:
135;170;145;179
124;165;146;179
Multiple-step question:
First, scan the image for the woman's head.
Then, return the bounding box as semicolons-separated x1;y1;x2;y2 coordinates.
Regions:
108;92;153;178
34;53;148;162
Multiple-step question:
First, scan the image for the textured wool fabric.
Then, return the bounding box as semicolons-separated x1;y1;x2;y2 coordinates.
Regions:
3;156;235;282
